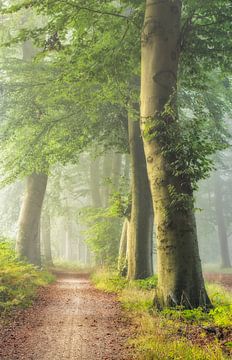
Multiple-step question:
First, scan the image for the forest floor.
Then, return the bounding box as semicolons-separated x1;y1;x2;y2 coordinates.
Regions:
0;269;232;360
204;272;232;290
0;272;134;360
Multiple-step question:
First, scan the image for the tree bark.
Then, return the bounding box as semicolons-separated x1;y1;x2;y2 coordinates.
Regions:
127;114;154;279
16;173;48;266
41;210;53;266
214;174;231;268
140;0;211;308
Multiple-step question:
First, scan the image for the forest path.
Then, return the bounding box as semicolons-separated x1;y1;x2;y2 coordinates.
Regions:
204;273;232;290
0;273;134;360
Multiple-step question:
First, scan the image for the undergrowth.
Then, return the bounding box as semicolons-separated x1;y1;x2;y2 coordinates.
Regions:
92;269;232;360
0;241;54;317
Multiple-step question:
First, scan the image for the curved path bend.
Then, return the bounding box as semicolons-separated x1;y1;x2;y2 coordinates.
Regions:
0;273;134;360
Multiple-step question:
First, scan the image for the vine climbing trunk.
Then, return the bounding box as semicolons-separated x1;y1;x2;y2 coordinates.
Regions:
16;173;48;266
140;0;211;308
127;112;154;280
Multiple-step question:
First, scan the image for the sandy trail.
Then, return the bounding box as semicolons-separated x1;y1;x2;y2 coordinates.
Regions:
0;274;134;360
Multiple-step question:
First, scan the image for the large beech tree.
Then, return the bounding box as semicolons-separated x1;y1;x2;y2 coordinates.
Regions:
140;0;211;308
16;40;48;265
16;173;48;266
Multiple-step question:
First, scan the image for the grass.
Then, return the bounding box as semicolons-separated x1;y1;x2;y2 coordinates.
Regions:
92;269;232;360
0;241;55;317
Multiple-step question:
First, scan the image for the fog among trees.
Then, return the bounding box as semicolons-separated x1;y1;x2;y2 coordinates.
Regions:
0;2;232;358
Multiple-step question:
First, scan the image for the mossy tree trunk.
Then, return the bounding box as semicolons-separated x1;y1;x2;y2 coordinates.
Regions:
41;209;53;266
140;0;211;308
214;174;231;268
16;173;48;266
127;114;154;280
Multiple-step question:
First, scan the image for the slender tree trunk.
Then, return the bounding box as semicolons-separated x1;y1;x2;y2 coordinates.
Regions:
42;210;53;266
16;173;48;266
112;153;122;190
123;154;130;180
90;157;102;207
127;114;154;279
102;153;113;207
118;218;129;276
140;0;211;308
66;221;78;262
214;174;231;268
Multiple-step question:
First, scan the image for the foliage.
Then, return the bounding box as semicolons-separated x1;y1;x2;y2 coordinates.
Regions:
80;207;122;265
0;241;54;316
107;188;131;218
1;0;232;193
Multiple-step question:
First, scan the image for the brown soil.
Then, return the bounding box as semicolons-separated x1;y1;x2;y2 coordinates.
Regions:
0;273;134;360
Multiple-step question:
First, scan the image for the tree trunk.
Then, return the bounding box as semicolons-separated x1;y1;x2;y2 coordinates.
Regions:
90;156;102;207
214;174;231;268
42;210;53;266
16;173;48;266
118;218;129;276
140;0;211;308
66;221;78;262
123;154;130;180
102;153;113;207
127;114;154;279
112;153;122;190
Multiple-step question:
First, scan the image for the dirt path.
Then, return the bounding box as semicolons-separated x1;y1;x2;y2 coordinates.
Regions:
0;273;134;360
204;273;232;290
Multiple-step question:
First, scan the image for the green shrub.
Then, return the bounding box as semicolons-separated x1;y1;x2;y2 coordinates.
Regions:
0;241;54;316
80;208;122;266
